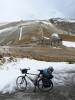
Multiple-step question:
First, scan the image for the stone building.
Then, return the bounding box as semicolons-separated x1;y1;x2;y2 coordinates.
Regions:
36;37;50;45
30;33;62;48
50;33;62;47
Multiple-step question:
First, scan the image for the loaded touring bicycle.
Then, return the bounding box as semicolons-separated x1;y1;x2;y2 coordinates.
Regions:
16;68;53;92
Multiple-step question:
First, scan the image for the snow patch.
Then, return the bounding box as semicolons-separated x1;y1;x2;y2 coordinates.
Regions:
0;27;14;33
62;41;75;48
0;58;75;93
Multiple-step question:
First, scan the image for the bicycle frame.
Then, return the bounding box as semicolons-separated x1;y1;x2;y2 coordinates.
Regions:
24;72;39;86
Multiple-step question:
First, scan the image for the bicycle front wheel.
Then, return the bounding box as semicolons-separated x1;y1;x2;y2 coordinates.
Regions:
16;76;27;91
38;78;53;92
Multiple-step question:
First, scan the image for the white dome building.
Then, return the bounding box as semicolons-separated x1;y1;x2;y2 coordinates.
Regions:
30;36;37;43
51;33;59;37
50;33;62;47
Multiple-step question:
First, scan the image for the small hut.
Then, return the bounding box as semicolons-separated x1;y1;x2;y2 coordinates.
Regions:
50;33;62;47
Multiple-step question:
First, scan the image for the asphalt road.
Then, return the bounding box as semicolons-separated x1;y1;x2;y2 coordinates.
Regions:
0;82;75;100
0;71;75;100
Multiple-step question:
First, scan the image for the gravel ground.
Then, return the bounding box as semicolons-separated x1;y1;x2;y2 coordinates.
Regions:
0;46;75;62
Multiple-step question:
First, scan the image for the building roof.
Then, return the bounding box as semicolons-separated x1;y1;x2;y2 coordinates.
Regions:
51;33;59;37
50;33;62;42
31;36;36;41
44;37;50;40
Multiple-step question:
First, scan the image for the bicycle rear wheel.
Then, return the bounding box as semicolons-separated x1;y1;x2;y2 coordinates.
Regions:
38;78;53;92
16;76;27;91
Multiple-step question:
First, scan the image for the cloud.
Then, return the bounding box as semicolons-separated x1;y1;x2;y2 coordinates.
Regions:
0;0;75;22
54;0;75;18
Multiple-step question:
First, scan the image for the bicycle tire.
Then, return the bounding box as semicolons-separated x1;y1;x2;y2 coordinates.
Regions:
16;76;27;91
38;78;53;92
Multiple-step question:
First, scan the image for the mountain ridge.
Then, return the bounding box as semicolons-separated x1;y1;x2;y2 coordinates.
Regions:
0;18;75;46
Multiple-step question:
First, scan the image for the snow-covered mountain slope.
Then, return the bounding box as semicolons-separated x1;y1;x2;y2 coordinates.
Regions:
0;18;75;46
50;18;75;36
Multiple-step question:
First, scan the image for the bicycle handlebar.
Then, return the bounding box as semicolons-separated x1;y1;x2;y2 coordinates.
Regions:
20;67;30;74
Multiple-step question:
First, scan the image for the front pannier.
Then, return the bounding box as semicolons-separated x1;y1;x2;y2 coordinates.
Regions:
21;69;27;74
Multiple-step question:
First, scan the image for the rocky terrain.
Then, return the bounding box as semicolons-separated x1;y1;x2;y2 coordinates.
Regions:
50;18;75;36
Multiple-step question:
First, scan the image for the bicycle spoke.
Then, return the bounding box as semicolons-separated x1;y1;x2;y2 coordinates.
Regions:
16;76;27;91
38;78;53;92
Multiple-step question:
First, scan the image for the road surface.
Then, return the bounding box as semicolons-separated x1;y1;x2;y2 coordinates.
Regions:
0;75;75;100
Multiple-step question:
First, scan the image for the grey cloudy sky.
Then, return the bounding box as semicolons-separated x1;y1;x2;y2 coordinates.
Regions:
0;0;75;22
